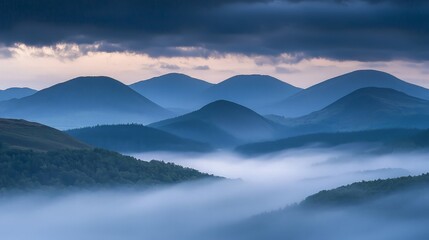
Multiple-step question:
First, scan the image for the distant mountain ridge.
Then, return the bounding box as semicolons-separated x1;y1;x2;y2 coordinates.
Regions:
0;76;172;129
0;87;36;101
131;73;301;112
275;87;429;135
268;70;429;117
1;70;428;132
202;74;301;111
236;128;429;156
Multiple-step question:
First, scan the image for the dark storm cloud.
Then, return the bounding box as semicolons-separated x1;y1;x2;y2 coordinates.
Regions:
0;0;428;61
0;45;13;58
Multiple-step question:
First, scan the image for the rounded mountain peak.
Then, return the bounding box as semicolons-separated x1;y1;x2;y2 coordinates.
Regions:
340;69;398;79
199;100;255;113
219;74;292;86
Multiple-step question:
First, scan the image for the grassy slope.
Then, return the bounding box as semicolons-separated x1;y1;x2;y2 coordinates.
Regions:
0;118;89;151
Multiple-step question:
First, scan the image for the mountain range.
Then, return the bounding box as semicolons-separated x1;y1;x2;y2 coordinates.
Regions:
0;76;172;129
1;70;428;140
271;87;429;136
267;70;429;117
131;73;301;112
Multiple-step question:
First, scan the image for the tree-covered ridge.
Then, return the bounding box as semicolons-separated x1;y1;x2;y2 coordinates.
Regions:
0;148;215;191
302;173;429;207
236;128;429;155
67;124;213;153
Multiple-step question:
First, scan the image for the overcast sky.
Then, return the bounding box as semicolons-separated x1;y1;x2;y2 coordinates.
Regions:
0;0;428;89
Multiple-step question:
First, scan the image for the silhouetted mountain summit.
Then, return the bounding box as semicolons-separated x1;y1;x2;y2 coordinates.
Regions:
130;73;213;110
203;74;301;111
27;76;165;110
150;100;285;146
0;87;36;101
0;76;172;129
269;70;429;117
285;87;429;132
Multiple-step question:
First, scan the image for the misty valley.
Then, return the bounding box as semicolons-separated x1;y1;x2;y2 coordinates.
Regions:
1;70;429;240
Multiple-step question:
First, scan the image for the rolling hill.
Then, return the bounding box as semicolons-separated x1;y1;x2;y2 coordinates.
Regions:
149;100;285;147
302;173;429;207
0;87;36;101
279;87;429;134
202;74;301;111
268;70;429;117
0;76;172;129
130;73;213;110
67;124;213;153
0;118;215;190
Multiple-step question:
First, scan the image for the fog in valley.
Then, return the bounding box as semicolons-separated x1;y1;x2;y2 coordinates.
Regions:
1;148;429;240
2;0;429;239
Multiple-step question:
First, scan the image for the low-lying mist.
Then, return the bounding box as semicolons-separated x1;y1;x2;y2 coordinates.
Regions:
2;148;429;240
133;148;429;186
220;188;429;240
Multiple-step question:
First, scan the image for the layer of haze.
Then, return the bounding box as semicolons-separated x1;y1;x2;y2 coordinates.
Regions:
1;148;429;240
0;44;429;89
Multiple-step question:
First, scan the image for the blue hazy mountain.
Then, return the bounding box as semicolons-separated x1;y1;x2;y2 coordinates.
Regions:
0;76;172;129
236;128;428;156
202;74;301;111
268;70;429;117
276;87;429;134
0;87;36;101
150;100;285;147
67;124;213;153
130;73;213;110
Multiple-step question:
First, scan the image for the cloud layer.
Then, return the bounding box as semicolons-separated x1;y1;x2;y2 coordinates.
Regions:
1;0;428;61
